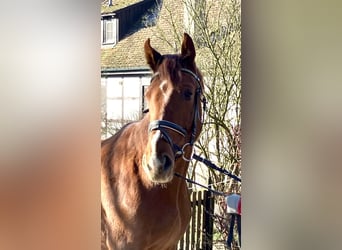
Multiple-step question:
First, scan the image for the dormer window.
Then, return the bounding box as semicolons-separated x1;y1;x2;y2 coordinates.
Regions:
101;16;119;45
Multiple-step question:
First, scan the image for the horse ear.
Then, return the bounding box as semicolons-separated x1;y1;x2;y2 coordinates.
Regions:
144;38;162;72
181;33;196;63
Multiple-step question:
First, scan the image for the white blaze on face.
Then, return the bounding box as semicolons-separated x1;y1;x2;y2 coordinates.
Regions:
159;80;168;100
150;130;161;158
142;131;161;182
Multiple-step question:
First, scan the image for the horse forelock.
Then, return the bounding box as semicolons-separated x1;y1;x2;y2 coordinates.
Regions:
157;55;182;84
152;54;204;94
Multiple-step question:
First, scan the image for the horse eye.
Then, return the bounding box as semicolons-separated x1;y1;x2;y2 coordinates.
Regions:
183;90;193;100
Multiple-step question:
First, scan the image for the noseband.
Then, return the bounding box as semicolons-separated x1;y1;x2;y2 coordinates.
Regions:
148;68;205;162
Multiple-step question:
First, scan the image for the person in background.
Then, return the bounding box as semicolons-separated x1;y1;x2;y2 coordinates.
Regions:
226;193;241;249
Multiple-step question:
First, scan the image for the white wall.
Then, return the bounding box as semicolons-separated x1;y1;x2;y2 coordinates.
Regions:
101;75;151;138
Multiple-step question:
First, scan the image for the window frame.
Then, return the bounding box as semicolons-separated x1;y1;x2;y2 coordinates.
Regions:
101;16;118;45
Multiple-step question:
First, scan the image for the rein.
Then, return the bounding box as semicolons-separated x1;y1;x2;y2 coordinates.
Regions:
175;154;241;196
148;68;204;162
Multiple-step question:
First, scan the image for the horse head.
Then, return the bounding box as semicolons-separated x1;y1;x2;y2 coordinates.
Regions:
142;33;205;184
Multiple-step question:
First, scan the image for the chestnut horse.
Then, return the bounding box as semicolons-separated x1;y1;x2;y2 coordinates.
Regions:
101;33;205;250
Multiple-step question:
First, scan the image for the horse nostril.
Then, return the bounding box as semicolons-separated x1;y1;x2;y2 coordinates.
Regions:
163;155;173;171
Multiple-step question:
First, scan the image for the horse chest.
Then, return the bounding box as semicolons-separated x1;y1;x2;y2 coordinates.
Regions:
117;185;190;244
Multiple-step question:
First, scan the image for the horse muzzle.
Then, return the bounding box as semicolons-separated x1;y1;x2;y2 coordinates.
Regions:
146;153;174;183
143;130;176;183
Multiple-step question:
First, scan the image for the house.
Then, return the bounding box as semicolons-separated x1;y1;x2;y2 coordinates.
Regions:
100;0;195;138
101;0;158;138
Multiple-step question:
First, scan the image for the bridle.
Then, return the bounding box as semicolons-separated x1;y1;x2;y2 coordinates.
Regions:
147;68;206;162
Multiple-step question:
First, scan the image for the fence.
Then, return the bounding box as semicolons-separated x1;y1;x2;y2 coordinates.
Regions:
178;190;215;250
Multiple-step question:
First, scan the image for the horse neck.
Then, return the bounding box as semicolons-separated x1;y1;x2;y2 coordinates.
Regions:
135;116;149;155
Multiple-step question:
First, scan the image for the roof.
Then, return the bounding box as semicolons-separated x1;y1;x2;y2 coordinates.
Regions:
101;0;145;14
101;0;185;71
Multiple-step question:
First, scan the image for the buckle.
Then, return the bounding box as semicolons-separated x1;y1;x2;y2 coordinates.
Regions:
181;143;194;162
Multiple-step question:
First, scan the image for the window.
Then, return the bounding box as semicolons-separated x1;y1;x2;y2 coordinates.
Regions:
102;17;118;45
